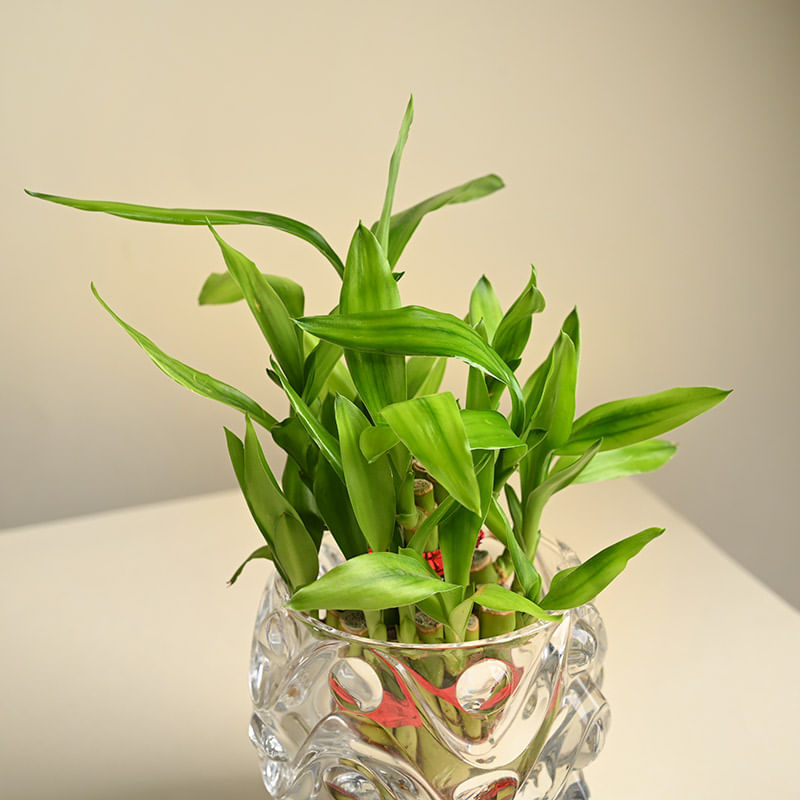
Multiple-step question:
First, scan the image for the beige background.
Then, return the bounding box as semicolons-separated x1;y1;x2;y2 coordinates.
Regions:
2;1;798;607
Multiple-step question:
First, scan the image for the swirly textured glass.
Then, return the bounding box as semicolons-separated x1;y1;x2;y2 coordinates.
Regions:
248;538;609;800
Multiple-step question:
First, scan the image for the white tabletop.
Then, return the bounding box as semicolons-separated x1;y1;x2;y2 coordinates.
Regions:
1;480;798;799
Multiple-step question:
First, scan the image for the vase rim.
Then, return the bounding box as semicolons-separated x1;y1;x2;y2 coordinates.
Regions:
286;606;568;651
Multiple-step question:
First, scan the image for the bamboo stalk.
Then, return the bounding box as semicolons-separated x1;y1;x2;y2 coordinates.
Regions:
325;609;341;630
465;614;480;641
396;472;418;529
364;609;387;641
415;611;445;687
413;478;435;513
339;610;368;637
470;548;499;586
478;605;516;639
397;605;418;643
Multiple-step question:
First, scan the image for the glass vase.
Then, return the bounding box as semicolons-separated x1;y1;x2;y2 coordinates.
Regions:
248;537;609;800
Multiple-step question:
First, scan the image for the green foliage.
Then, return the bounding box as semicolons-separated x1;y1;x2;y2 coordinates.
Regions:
31;100;730;643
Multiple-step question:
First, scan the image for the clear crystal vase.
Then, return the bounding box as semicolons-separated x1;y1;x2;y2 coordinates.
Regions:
248;537;609;800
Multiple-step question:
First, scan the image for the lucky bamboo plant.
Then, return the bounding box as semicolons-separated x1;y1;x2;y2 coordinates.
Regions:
28;98;729;644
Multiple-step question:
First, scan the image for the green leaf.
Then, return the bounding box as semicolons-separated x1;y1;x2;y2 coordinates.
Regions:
282;458;324;547
491;266;545;365
381;392;481;514
242;418;319;589
225;426;272;539
302;340;344;403
374;174;505;267
461;409;525;450
287;552;458;611
92;284;277;430
271;359;344;480
406;495;457;552
523;308;580;422
271;415;313;475
485;498;540;600
340;223;406;417
325;359;358;400
560;387;732;455
295;305;526;432
376;96;414;254
360;410;523;460
473;583;561;622
27;189;345;276
209;225;304;390
335;396;396;553
522;440;602;557
529;331;578;450
313;457;368;559
504;484;523;536
540;527;665;610
552;439;677;483
407;356;447;398
466;366;492;411
438;451;494;585
198;271;305;317
359;424;400;463
469;275;503;340
227;545;273;586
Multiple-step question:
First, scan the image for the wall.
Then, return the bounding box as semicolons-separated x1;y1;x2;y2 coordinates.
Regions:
2;1;798;607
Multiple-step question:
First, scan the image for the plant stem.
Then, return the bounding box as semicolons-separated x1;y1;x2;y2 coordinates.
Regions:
478;605;516;638
470;548;499;585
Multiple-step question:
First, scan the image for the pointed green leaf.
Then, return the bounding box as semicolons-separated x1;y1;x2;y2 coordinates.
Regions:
335;396;396;552
373;174;505;267
287;552;458;611
522;440;602;557
197;271;305;318
209;225;304;390
27;189;345;276
552;439;677;483
282;458;324;547
381;393;481;514
340;223;406;417
92;284;277;430
541;527;665;610
242;418;319;589
473;583;561;622
407;356;447;398
271;359;343;480
504;484;523;535
560;387;732;455
529;331;578;450
406;495;457;553
438;451;494;585
461;409;525;450
491;266;546;365
359;424;400;463
313;457;368;559
303;340;344;402
295;305;525;432
466;366;492;412
227;545;273;586
485;498;540;600
376;96;414;254
325;359;358;401
469;275;503;340
361;410;523;461
271;415;313;474
523;308;580;421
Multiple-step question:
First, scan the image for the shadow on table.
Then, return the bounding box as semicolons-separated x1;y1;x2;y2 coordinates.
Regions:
82;775;265;800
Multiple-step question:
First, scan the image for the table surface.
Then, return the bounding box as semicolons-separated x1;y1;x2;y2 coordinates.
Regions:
2;479;798;800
